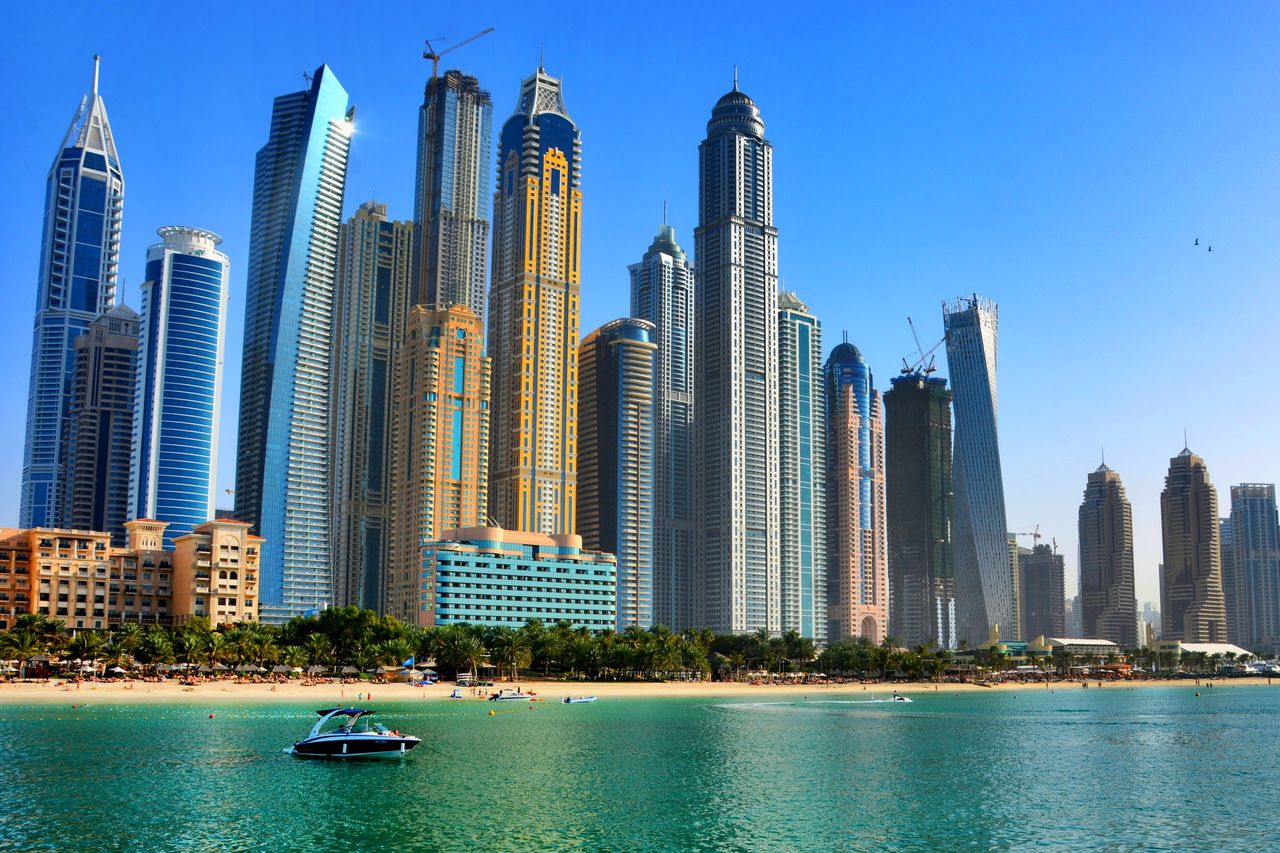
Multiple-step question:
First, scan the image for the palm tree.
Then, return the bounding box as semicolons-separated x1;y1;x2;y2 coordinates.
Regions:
2;630;45;679
281;645;308;669
114;622;143;663
67;630;107;672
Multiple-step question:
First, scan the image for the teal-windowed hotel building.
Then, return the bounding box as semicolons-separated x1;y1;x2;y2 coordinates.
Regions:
417;527;616;630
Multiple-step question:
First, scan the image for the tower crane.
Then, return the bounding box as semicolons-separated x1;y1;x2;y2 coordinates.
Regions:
1014;525;1042;546
900;316;944;376
423;27;495;80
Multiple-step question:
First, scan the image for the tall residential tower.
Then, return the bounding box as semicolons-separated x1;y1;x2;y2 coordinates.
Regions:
695;81;780;634
1078;464;1138;647
1159;447;1228;643
629;224;696;631
22;57;124;528
235;66;353;621
884;372;955;650
1226;484;1280;653
825;342;887;643
577;318;657;629
413;70;493;315
778;293;826;643
943;295;1012;645
129;227;229;548
331;202;414;610
487;66;582;535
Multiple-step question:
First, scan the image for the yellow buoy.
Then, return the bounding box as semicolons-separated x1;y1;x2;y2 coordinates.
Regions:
489;709;495;716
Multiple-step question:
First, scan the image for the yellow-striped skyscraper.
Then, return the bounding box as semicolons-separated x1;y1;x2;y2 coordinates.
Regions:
488;66;582;534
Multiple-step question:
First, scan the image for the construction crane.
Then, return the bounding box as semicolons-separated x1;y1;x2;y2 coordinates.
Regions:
900;316;944;376
1014;525;1042;546
423;27;495;80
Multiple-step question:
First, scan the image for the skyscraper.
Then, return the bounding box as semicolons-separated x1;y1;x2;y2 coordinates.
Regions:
943;295;1012;646
695;80;780;634
629;223;696;631
22;57;124;528
487;66;581;536
577;318;657;629
63;305;138;546
387;303;490;625
825;343;887;643
1226;484;1280;653
413;69;493;315
1077;464;1138;647
1159;447;1227;643
235;66;353;621
778;293;826;643
885;372;955;650
1018;544;1065;640
331;202;414;610
130;227;230;548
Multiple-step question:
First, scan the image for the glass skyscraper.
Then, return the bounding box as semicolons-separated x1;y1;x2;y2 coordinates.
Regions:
22;57;123;528
488;66;582;536
331;202;414;610
629;223;695;631
1159;447;1227;643
1226;483;1280;652
825;342;887;644
235;66;353;622
577;318;657;630
414;69;493;316
943;294;1012;645
130;227;229;548
695;81;781;634
885;372;955;650
1078;464;1138;647
778;293;826;643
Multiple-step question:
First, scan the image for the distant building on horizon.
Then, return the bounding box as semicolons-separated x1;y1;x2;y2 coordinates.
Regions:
825;342;886;644
885;371;955;650
943;295;1012;646
577;318;656;630
129;227;229;549
487;66;581;536
1019;544;1065;641
629;224;696;631
331;202;414;611
1226;484;1280;653
234;66;353;622
1078;463;1139;647
63;305;139;547
387;303;490;627
778;293;826;644
413;69;492;318
1159;447;1227;643
22;57;124;529
695;81;780;635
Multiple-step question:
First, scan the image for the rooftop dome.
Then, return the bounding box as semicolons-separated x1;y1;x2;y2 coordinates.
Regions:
708;84;764;139
647;223;686;262
829;341;864;362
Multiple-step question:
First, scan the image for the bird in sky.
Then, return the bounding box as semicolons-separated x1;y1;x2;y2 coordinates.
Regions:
1208;245;1213;252
1194;237;1199;246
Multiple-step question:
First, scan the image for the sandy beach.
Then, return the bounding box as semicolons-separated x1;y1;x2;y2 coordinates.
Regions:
1;676;1267;705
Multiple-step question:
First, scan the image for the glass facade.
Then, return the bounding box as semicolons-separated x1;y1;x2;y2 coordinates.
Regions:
130;228;229;549
235;66;352;622
22;59;123;528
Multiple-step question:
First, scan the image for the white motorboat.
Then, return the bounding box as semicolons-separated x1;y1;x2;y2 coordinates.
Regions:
489;688;536;702
561;696;597;704
288;708;420;758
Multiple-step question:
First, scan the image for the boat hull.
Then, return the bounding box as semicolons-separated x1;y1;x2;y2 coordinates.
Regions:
291;736;420;758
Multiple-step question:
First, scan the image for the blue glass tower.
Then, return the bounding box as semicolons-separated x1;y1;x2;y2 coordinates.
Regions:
235;66;353;622
129;227;229;548
21;56;124;528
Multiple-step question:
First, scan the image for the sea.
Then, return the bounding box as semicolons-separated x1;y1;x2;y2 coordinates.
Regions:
2;685;1278;851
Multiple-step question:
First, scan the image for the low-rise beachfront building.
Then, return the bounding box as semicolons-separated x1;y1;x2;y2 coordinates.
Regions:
413;526;617;630
1153;640;1254;663
171;520;262;626
0;519;262;631
1026;637;1122;659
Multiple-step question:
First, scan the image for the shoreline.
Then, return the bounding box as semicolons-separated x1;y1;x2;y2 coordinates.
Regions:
1;676;1270;705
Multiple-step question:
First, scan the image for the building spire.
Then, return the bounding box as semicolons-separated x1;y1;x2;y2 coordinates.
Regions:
539;43;545;72
92;54;100;96
663;199;667;224
732;64;739;91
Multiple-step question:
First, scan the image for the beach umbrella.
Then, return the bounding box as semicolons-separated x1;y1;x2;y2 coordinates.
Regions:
155;663;172;672
234;664;253;673
290;666;303;673
79;664;95;672
254;666;268;673
340;665;358;674
305;665;326;675
212;663;229;671
197;665;213;673
107;665;125;673
2;665;18;673
271;665;290;674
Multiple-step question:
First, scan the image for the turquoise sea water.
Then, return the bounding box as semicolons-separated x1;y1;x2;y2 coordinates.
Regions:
2;685;1279;851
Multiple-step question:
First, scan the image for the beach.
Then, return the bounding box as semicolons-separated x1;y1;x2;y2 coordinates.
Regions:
0;674;1264;705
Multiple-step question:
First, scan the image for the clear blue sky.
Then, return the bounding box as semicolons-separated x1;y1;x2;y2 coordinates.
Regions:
3;3;1278;608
